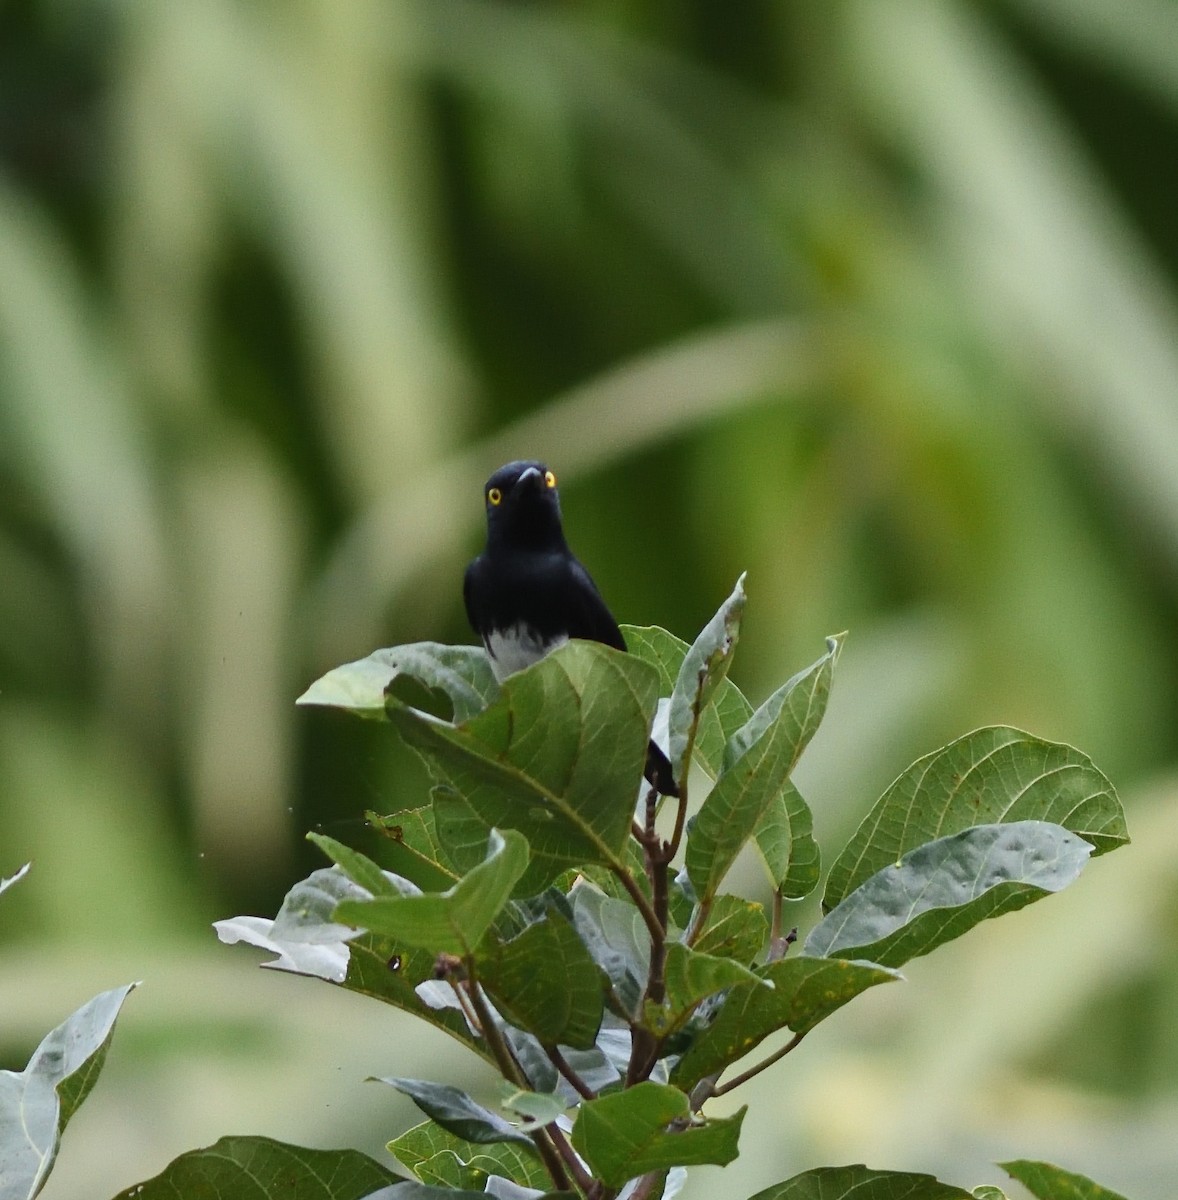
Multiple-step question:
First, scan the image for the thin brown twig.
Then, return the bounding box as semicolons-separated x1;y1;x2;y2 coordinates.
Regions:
463;969;571;1192
710;1030;806;1097
610;858;663;947
546;1044;596;1101
628;1169;671;1200
545;1120;596;1196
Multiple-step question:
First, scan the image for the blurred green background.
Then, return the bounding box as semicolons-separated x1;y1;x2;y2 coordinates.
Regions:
3;1;1178;1196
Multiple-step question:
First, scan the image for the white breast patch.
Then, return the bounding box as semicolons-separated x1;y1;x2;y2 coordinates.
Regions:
484;623;568;682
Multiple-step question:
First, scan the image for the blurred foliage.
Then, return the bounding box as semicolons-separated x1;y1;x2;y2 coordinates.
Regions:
2;1;1178;1198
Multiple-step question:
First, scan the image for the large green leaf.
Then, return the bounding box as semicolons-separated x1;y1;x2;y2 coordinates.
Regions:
570;882;651;1015
665;574;747;780
297;641;499;723
643;943;764;1036
571;1081;745;1186
747;1164;975;1199
824;727;1126;912
380;1078;535;1148
308;831;400;897
476;915;604;1049
686;636;841;901
0;983;136;1200
672;957;900;1090
804;821;1094;967
1000;1159;1130;1200
366;807;459;892
273;865;379;951
366;1185;573;1200
690;895;769;963
623;626;753;778
110;1136;399;1199
388;1118;548;1192
335;828;528;955
753;778;821;900
431;787;569;899
389;641;659;885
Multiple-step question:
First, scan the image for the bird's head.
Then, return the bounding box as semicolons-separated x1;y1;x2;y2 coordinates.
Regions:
482;460;564;549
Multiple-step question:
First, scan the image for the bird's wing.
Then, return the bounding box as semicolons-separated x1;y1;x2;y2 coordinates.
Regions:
564;558;627;652
463;557;483;636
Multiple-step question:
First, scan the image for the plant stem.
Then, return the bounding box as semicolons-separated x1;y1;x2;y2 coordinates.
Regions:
463;967;572;1193
546;1044;596;1101
710;1030;806;1097
610;857;663;948
629;1169;670;1200
546;1120;596;1196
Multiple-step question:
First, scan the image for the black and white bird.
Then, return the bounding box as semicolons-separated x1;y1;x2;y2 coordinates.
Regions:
464;460;678;796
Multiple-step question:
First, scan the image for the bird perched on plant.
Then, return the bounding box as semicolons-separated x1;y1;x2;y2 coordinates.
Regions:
464;459;678;796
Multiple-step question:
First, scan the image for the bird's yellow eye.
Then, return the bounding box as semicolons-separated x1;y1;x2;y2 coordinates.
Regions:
544;470;557;489
488;487;502;506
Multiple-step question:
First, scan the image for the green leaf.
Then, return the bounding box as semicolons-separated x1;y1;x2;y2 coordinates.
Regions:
297;641;499;723
974;1189;1010;1200
343;933;486;1054
805;821;1093;966
644;942;764;1035
571;1081;745;1186
570;883;650;1014
747;1164;975;1199
691;895;769;963
476;915;604;1049
1000;1159;1130;1200
0;861;30;898
389;1119;547;1191
367;1185;574;1200
623;626;753;778
686;635;841;901
823;727;1127;912
754;778;821;900
335;828;528;955
308;831;398;897
666;574;747;780
110;1136;400;1199
0;983;136;1200
672;957;900;1090
380;1078;535;1148
367;807;458;892
390;641;659;888
272;865;376;947
499;1087;568;1131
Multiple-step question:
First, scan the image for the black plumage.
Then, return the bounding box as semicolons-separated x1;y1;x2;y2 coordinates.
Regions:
464;460;678;796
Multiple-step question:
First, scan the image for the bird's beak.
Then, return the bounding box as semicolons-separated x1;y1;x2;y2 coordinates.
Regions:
517;467;543;489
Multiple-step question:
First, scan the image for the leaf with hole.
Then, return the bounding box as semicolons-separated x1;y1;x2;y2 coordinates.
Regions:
298;641;499;723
